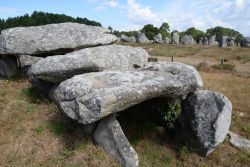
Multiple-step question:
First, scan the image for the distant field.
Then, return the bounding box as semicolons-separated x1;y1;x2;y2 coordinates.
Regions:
0;44;250;166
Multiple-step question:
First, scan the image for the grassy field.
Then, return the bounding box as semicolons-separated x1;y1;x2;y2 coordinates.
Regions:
0;44;250;166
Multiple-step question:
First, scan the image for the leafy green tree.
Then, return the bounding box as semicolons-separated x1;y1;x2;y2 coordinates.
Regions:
141;24;159;40
184;27;205;42
159;22;170;38
0;11;102;32
108;26;113;32
206;26;243;43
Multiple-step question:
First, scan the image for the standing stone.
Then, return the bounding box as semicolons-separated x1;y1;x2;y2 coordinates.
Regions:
165;37;171;44
219;36;228;48
199;38;203;45
121;34;130;42
209;36;217;46
0;55;18;78
181;90;232;156
172;32;179;44
29;44;149;83
188;35;194;44
94;115;139;167
202;37;208;45
153;33;163;43
128;36;136;43
0;23;117;56
135;31;150;44
241;37;250;47
181;35;190;45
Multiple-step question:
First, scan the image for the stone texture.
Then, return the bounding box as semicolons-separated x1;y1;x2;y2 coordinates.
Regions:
202;37;208;45
0;55;18;78
172;32;179;44
135;31;150;44
181;90;232;156
228;131;250;152
219;36;228;48
0;23;117;56
120;34;130;42
164;37;171;44
18;55;43;68
153;33;163;43
29;44;149;83
53;61;203;124
94;115;139;167
181;35;191;45
241;37;250;47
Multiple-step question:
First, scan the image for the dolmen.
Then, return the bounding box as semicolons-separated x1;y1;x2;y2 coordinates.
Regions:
0;23;233;167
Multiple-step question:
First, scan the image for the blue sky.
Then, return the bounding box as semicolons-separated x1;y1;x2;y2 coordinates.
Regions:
0;0;249;36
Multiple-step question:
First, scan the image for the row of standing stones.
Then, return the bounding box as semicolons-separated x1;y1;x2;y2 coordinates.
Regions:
0;22;249;167
120;32;250;48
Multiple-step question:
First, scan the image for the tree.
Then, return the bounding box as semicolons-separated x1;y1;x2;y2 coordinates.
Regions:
0;11;102;32
206;26;244;43
141;24;159;40
184;27;205;42
159;22;170;38
108;26;113;32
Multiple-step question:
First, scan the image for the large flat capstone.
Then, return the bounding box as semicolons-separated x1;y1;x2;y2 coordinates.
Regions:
0;22;117;55
28;44;149;83
52;62;203;124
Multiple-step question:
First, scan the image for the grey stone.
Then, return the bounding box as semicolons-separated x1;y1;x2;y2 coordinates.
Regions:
53;61;203;124
181;90;232;156
94;115;139;167
199;38;203;45
164;37;171;44
181;35;191;45
82;122;97;135
0;55;18;78
153;33;163;43
0;23;117;56
202;37;208;45
241;37;250;47
121;34;130;42
18;55;43;68
228;131;250;152
128;36;136;43
135;31;150;44
29;44;149;83
172;32;179;44
219;36;228;48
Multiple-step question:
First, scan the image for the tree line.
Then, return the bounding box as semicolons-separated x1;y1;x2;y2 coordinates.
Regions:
112;23;244;43
0;11;102;32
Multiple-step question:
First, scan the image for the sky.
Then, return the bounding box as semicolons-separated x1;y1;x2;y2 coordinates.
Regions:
0;0;249;36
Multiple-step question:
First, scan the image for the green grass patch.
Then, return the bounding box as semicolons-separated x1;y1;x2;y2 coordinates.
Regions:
212;63;235;71
20;86;44;103
49;121;68;136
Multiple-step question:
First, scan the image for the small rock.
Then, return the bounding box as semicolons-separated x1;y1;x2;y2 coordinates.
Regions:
94;115;139;167
228;131;250;152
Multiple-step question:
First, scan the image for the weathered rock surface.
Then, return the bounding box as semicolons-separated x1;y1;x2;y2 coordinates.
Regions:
208;36;217;46
241;37;250;47
0;55;18;78
181;90;232;156
53;61;203;124
172;32;179;44
164;37;171;44
94;115;139;167
228;131;250;152
153;33;163;43
120;34;130;42
0;23;117;56
181;35;191;45
29;44;149;83
219;36;228;48
135;31;150;44
18;55;43;68
202;37;208;45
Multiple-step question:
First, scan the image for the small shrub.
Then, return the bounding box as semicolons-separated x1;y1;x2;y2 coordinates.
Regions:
49;121;67;136
34;125;44;134
161;102;182;129
212;63;235;71
178;146;190;161
20;86;43;103
236;55;250;63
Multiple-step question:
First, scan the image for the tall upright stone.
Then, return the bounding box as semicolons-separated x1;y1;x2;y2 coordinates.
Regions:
219;36;228;48
135;31;150;44
202;37;208;45
172;32;179;44
241;37;250;47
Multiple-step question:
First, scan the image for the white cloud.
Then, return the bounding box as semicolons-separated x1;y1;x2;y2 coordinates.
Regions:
127;0;159;24
105;0;119;8
93;6;106;12
235;0;244;7
0;7;28;15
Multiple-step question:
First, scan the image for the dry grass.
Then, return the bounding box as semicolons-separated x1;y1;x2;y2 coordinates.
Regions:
0;44;250;167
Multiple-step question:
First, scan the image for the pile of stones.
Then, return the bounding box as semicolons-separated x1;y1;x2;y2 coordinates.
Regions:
0;23;235;166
